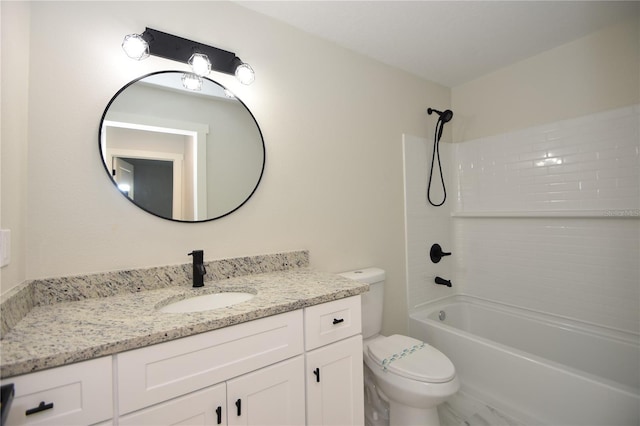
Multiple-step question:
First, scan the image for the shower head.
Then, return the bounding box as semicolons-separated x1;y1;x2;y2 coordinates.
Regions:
428;108;454;123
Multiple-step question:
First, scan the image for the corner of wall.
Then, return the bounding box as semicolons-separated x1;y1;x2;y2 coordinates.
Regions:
451;16;640;142
1;1;31;295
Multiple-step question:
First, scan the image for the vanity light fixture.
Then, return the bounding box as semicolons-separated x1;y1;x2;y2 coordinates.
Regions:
121;28;255;85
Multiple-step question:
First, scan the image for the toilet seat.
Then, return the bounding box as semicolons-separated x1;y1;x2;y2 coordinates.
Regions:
367;334;455;383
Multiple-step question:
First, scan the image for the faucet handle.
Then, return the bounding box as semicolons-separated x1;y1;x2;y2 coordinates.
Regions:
196;264;207;276
430;244;452;263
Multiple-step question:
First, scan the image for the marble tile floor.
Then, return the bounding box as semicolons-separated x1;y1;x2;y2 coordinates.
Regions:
364;364;531;426
438;390;525;426
365;386;528;426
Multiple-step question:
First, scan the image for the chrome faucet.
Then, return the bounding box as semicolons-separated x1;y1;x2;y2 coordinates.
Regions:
188;250;206;287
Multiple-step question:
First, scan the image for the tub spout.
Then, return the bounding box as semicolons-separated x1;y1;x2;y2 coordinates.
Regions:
435;276;452;287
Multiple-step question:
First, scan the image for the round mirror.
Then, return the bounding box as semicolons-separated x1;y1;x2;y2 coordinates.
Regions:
99;71;265;222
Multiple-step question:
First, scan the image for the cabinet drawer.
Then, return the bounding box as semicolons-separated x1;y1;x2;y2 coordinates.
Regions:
304;296;361;350
117;309;303;415
1;357;112;426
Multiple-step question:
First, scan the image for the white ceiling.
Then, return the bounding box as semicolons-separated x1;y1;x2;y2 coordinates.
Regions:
236;1;639;87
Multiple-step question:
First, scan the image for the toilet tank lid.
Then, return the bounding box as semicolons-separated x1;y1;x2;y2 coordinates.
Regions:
338;267;385;284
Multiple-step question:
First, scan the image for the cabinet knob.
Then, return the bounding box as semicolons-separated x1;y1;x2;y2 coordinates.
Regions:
216;406;222;424
332;318;344;325
235;398;242;416
313;367;320;383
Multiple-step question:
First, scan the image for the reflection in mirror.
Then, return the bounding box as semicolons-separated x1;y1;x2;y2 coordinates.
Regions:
99;71;265;222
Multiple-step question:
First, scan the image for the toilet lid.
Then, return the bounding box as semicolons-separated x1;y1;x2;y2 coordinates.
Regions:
367;334;455;383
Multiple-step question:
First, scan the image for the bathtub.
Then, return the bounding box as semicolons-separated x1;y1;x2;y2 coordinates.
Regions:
409;295;639;426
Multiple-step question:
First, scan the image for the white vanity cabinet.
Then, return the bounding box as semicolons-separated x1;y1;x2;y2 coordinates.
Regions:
1;295;364;426
117;309;304;425
1;356;112;426
116;310;303;415
304;296;365;426
119;357;305;426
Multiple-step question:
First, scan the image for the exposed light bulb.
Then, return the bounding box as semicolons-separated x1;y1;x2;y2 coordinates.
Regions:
122;34;149;60
182;73;202;91
235;62;255;85
189;53;211;77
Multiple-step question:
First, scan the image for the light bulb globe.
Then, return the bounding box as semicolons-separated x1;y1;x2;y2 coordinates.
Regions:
189;53;211;77
182;73;203;91
122;34;149;60
235;63;255;85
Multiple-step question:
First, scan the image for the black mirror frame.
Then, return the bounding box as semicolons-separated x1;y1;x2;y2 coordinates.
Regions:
98;71;265;223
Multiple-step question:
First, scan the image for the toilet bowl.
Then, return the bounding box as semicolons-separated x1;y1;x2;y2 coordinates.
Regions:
340;268;459;426
363;334;460;425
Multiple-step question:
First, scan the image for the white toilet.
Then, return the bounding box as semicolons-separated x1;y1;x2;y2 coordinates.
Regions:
340;268;459;426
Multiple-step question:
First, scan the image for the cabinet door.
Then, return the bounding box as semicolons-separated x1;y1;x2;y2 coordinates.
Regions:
227;356;305;426
119;383;226;426
306;335;364;426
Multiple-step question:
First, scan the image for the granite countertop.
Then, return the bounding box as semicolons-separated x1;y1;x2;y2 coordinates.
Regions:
0;268;368;379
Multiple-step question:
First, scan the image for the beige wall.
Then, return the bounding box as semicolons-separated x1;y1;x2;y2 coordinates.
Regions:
452;17;640;142
1;1;30;292
0;1;449;335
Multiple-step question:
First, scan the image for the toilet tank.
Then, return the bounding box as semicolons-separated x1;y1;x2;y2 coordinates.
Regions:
339;268;385;339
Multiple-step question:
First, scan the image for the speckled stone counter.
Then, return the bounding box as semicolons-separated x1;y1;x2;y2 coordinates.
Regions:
0;252;368;379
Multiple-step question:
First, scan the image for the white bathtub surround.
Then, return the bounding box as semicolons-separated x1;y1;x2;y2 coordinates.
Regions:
403;134;455;312
453;217;639;333
450;105;639;334
403;106;640;425
453;104;640;213
409;295;640;426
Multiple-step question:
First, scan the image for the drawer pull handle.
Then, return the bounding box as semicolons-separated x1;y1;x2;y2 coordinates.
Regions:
216;406;222;424
26;401;54;416
313;367;320;383
332;318;344;325
235;398;242;416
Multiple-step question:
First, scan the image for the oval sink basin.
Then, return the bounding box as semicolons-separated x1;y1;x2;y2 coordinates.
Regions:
159;292;255;313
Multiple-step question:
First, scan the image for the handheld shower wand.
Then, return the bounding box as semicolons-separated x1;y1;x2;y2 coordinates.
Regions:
427;108;453;206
